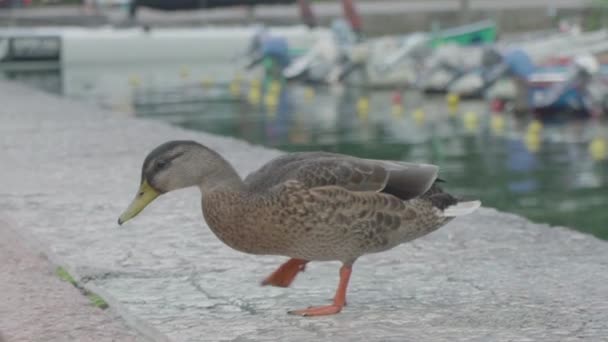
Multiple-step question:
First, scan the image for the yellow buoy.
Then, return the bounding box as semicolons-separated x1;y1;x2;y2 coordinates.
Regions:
250;78;261;89
304;86;315;101
413;108;426;125
201;77;213;89
463;111;479;132
527;119;543;135
248;86;261;105
589;137;607;161
179;66;190;79
128;74;141;88
490;114;505;135
229;81;241;96
446;93;460;106
264;92;278;109
391;104;404;119
357;97;370;116
524;131;541;153
269;80;281;94
446;93;460;116
266;102;278;119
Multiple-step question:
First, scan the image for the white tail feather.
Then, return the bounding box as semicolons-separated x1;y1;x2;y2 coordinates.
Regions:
443;200;481;217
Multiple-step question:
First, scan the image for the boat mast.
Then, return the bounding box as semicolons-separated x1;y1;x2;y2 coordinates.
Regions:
297;0;317;29
341;0;363;40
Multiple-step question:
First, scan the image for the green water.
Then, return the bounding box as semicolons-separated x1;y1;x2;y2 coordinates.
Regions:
136;84;608;239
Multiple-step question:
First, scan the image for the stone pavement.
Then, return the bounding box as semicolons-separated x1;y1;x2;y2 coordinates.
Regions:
0;218;146;342
0;79;607;341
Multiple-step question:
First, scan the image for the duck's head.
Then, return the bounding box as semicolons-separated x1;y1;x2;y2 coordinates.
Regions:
117;140;237;225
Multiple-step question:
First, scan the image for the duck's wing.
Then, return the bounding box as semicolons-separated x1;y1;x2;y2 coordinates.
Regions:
245;152;439;201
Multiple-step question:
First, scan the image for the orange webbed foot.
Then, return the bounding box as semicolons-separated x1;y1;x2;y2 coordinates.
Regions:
288;304;343;317
261;258;308;288
287;265;353;317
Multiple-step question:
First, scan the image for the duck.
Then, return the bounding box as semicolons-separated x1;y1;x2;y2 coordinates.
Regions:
118;140;480;316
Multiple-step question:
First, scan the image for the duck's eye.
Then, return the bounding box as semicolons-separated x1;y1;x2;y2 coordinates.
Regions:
155;160;168;170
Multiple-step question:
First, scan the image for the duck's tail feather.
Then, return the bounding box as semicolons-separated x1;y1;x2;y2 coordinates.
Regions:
443;200;481;217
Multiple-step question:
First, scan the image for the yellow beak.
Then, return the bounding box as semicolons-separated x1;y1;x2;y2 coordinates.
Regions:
118;180;160;225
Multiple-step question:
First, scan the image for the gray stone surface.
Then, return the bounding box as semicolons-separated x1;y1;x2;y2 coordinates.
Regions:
0;218;145;342
1;80;607;341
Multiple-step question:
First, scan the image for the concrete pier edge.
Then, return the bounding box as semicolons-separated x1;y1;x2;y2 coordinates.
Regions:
2;215;170;342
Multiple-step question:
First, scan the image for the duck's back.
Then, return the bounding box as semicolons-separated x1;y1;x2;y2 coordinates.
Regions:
245;152;339;191
244;152;440;201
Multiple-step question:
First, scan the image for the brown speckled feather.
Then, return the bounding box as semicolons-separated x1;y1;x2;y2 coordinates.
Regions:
202;152;463;264
245;152;439;200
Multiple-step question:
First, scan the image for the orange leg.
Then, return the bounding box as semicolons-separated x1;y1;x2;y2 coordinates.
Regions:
261;258;308;288
288;265;352;317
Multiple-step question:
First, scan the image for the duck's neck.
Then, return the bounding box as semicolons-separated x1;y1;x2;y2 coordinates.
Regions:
198;157;261;255
197;155;246;194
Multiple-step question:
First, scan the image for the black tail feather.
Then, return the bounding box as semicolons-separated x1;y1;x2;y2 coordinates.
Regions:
422;181;458;210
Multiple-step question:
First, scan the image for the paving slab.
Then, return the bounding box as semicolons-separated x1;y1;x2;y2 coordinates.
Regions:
0;80;607;341
0;218;145;342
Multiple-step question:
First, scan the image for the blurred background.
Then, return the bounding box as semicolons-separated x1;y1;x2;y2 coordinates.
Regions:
1;0;607;239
